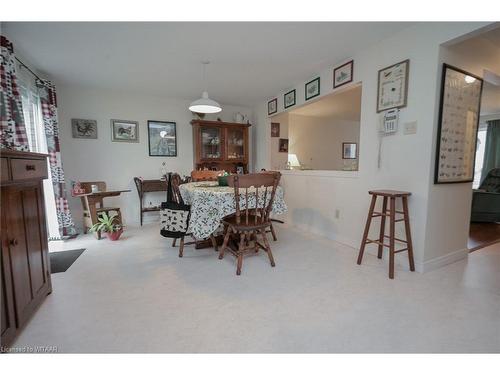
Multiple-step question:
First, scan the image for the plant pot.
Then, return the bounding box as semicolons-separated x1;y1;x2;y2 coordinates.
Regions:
107;229;123;241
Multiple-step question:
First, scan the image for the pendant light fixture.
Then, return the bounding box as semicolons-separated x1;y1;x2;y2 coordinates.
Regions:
189;61;222;114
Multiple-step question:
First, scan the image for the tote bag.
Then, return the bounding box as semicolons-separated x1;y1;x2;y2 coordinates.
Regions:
160;173;191;238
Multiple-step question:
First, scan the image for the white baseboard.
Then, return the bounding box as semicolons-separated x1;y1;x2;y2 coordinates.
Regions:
416;247;469;273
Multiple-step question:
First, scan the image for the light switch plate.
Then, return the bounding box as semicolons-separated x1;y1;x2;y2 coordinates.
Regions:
404;121;417;135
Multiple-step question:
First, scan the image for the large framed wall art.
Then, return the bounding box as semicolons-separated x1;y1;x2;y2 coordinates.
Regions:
434;64;483;184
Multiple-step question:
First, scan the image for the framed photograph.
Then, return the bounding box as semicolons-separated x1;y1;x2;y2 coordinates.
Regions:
271;122;280;137
342;142;357;159
377;59;410;112
434;64;483;184
148;120;177;157
72;119;97;139
284;89;296;109
236;166;244;174
334;60;354;89
111;119;139;143
305;77;320;101
279;138;289;153
268;98;277;115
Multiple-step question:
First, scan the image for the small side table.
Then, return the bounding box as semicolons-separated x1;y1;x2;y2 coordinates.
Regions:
356;190;415;279
133;178;168;226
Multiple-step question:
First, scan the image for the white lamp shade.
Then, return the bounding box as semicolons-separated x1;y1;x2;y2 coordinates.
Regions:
288;153;301;167
189;91;222;114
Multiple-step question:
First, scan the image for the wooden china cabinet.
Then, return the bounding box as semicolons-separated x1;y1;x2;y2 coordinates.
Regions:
1;150;52;349
191;120;251;173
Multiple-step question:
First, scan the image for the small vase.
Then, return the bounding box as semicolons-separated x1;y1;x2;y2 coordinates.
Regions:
107;229;123;241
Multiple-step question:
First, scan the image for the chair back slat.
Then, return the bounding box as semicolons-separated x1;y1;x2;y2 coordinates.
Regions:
228;173;281;225
170;173;184;204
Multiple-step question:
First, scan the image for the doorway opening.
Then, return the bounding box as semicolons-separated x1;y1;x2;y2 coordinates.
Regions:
442;26;500;251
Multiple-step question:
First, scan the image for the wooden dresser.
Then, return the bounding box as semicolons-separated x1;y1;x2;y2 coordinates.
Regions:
1;150;52;349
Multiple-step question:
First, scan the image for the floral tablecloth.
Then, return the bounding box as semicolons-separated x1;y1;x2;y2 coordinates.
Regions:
179;181;287;240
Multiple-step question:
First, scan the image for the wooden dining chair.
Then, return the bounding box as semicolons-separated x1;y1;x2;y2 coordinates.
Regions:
218;172;281;275
259;170;282;241
191;170;222;182
169;173;217;257
80;181;123;238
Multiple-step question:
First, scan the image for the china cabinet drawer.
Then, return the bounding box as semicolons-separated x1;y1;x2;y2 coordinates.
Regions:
11;158;48;181
1;157;9;182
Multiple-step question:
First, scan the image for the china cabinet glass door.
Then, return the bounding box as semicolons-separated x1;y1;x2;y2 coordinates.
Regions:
226;127;245;160
200;126;222;160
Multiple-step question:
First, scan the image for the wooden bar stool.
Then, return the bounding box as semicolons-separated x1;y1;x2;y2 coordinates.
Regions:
356;190;415;279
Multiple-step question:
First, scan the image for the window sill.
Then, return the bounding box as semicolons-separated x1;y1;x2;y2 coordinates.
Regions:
279;169;359;178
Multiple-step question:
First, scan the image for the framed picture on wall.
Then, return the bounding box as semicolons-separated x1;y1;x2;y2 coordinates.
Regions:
342;142;357;159
268;98;277;115
284;89;296;108
333;60;354;88
279;138;289;153
271;122;280;137
305;77;320;100
434;64;483;184
376;59;410;112
72;119;97;139
148;120;177;157
111;119;139;142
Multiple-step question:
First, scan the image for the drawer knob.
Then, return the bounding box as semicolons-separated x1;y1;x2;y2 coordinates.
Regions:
26;164;36;171
9;238;18;246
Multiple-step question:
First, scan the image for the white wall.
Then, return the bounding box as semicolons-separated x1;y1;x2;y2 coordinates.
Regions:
56;85;253;229
253;22;492;272
288;114;360;170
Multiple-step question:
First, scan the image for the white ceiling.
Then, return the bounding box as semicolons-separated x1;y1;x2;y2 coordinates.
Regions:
3;22;412;107
289;84;362;120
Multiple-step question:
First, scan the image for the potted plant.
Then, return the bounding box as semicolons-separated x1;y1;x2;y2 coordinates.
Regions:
89;212;123;241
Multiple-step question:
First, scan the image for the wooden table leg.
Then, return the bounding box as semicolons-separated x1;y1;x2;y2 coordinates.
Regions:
389;197;396;279
87;197;101;240
357;195;377;265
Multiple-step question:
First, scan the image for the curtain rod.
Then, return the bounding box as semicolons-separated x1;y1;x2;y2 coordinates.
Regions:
15;57;44;82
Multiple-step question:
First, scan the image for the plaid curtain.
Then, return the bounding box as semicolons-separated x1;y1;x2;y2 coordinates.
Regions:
36;79;77;237
0;35;29;151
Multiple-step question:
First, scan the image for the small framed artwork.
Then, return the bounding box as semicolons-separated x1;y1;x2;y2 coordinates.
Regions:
236;166;244;174
271;122;280;137
279;138;289;153
284;89;296;109
111;119;139;143
342;142;357;159
72;119;97;139
377;59;410;113
305;77;320;101
434;64;483;184
268;98;278;115
148;120;177;157
334;60;354;88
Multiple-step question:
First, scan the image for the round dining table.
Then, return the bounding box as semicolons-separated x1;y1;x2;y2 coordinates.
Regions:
179;181;287;240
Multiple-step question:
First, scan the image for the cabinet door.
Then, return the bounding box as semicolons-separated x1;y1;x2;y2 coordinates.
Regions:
3;184;51;328
1;242;17;348
225;127;247;162
199;126;223;161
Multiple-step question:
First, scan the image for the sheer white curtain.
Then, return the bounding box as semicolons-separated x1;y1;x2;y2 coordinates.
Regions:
17;64;61;240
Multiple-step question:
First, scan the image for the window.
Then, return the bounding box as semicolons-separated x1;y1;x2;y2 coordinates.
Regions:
473;126;487;189
19;84;44;153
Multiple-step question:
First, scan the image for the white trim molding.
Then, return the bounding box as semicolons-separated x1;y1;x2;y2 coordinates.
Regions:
415;247;469;273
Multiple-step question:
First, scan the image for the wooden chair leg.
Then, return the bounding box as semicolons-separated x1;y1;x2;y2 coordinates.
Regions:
178;236;185;258
260;229;275;267
236;233;245;275
378;197;388;259
219;226;231;260
402;196;416;272
269;223;278;241
389;197;396;279
210;234;218;252
172;238;177;247
357;195;377;265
